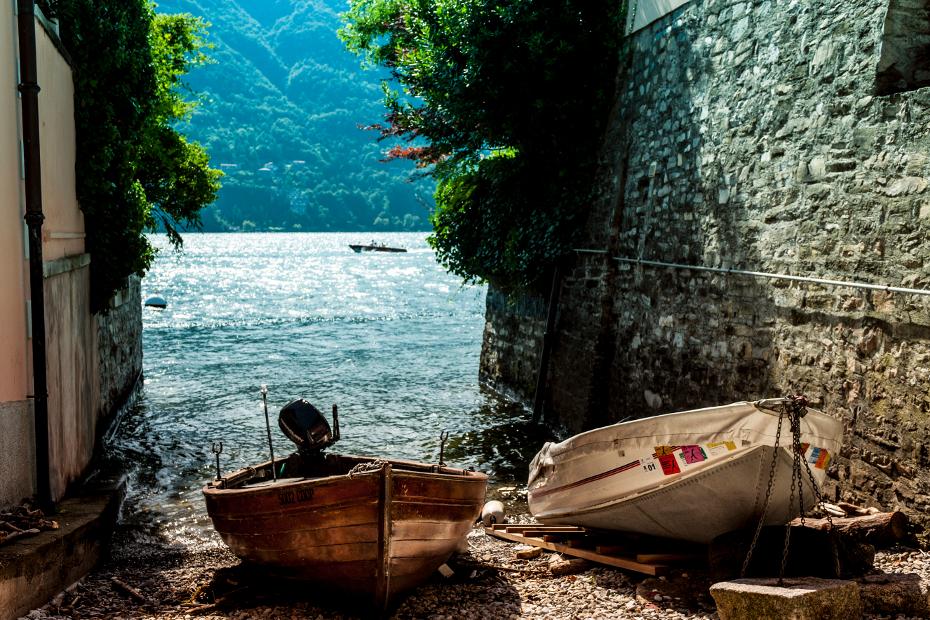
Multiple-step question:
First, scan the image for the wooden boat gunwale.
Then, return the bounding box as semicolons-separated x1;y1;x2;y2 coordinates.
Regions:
204;453;484;493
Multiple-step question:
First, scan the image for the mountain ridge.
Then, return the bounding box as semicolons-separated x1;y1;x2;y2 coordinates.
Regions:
153;0;432;232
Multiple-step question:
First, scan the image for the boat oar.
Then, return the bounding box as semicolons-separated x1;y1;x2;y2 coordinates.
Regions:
260;385;277;481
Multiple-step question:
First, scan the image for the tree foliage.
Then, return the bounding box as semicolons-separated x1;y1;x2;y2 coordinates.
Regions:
48;0;221;311
342;0;627;290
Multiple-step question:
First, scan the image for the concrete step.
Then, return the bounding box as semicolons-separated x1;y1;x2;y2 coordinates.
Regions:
0;473;126;619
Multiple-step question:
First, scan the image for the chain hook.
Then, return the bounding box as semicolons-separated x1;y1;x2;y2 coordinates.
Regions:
741;394;840;581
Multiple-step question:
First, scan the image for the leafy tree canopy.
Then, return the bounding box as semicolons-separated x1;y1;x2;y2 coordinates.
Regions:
44;0;221;311
341;0;627;290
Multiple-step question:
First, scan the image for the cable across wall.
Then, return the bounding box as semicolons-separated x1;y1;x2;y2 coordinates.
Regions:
572;249;930;298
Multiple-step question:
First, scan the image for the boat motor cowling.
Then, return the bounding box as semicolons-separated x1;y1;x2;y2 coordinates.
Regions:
279;399;337;453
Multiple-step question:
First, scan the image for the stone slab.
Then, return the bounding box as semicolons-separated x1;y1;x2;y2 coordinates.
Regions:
710;577;861;620
0;473;125;619
857;572;930;617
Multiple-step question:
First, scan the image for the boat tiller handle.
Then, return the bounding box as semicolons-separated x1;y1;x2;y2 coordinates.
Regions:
438;430;449;468
212;441;223;482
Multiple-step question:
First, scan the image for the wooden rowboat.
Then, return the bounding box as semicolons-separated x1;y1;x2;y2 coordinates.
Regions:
203;452;487;610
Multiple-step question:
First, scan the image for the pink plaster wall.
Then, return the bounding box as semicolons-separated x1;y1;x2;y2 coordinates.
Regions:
1;14;102;506
0;6;28;404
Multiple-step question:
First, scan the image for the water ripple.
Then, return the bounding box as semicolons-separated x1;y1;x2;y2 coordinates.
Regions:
110;232;541;547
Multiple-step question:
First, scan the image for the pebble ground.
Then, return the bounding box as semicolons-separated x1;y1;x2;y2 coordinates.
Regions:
21;521;930;619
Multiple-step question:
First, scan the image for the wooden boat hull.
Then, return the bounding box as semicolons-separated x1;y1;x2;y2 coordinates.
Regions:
203;454;486;608
528;400;843;543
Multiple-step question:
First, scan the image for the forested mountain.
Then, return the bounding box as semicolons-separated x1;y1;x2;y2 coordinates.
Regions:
153;0;432;231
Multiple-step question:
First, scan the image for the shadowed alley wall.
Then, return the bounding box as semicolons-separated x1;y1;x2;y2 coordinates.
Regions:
481;0;930;528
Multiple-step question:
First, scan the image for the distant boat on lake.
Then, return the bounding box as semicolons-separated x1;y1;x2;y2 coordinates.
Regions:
349;242;407;253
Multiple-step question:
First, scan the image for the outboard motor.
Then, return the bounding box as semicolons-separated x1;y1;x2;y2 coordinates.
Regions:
278;399;339;455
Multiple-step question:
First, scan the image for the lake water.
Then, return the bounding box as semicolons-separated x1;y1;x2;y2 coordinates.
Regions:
113;232;545;546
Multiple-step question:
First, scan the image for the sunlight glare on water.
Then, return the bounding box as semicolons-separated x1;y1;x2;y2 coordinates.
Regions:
114;232;542;545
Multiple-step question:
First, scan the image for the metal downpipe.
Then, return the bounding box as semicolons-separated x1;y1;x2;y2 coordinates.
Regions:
17;0;53;512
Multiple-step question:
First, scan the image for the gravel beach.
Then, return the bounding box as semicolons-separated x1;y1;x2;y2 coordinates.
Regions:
22;514;930;620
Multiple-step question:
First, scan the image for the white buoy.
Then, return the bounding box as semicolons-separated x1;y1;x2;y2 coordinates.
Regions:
481;500;505;526
144;295;167;309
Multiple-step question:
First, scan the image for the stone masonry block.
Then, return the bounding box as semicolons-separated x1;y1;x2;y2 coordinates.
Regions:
710;577;861;620
857;573;930;617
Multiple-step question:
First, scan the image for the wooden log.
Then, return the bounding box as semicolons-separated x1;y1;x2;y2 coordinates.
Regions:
836;502;874;517
111;577;147;603
792;511;908;547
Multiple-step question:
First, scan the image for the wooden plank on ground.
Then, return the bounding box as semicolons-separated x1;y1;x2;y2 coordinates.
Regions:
501;525;584;533
566;538;591;548
635;552;704;564
485;527;668;576
596;544;631;555
520;528;583;538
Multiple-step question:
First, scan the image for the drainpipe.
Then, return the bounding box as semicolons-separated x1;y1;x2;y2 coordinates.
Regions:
17;0;53;512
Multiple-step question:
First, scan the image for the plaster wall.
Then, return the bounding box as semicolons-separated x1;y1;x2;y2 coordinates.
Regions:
44;264;96;500
35;19;81;261
482;0;930;528
0;2;29;404
33;18;98;501
0;401;36;506
0;14;127;507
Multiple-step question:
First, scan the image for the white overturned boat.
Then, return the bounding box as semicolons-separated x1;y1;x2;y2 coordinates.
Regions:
527;399;843;543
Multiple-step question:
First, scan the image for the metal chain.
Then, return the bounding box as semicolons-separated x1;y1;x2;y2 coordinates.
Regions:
798;417;841;577
740;404;786;578
778;402;806;583
787;396;841;577
742;395;839;580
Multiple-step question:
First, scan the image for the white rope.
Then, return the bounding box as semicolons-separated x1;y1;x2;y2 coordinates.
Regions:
572;249;930;298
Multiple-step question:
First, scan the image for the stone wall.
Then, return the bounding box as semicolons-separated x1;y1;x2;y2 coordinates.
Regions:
482;0;930;527
480;287;547;402
95;276;143;428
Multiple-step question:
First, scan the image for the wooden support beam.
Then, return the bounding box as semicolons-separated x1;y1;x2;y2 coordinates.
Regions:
485;527;670;576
